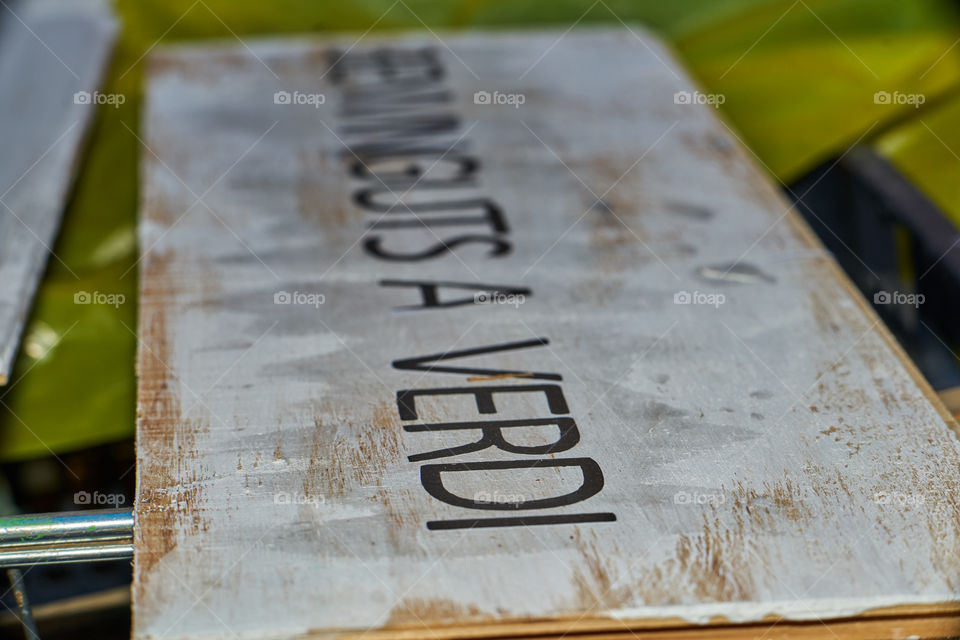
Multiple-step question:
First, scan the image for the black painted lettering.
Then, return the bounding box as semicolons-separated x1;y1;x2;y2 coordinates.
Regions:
392;338;559;380
379;280;530;310
396;384;569;421
420;458;604;510
426;512;617;530
363;234;511;261
352;155;478;183
405;417;580;462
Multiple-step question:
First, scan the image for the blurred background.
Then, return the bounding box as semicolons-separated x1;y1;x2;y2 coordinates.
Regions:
3;0;960;636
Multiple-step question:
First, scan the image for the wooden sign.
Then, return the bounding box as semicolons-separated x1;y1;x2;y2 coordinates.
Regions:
136;30;960;639
0;0;116;383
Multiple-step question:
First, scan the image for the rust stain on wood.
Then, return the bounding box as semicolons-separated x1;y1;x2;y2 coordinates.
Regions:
466;372;533;382
385;598;489;628
307;400;402;499
570;529;633;611
374;486;425;555
136;251;209;584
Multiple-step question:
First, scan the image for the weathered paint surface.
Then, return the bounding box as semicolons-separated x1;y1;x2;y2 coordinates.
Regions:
136;30;960;639
0;0;116;383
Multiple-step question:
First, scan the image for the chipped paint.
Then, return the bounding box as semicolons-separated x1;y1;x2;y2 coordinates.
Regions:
135;29;960;640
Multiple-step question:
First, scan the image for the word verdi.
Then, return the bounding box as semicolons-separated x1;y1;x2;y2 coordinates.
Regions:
328;46;614;530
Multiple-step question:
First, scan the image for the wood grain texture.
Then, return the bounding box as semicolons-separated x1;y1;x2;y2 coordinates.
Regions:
939;387;960;421
135;30;960;639
0;0;116;383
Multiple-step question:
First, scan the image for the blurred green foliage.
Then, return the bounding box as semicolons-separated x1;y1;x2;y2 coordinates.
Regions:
3;0;960;460
876;93;960;229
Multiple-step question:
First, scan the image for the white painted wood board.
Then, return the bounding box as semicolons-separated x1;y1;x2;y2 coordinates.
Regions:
0;0;117;383
135;29;960;639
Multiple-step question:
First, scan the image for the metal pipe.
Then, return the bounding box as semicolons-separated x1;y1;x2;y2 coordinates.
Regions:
6;568;38;640
0;533;132;550
0;509;134;567
0;541;134;567
0;509;133;545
